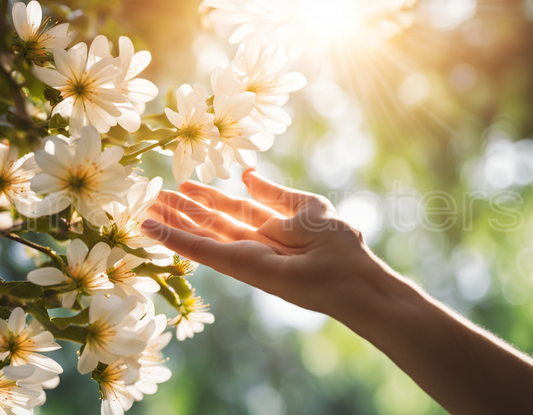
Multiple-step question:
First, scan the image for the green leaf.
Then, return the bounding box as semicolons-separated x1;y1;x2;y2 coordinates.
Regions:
44;88;64;108
0;280;43;300
51;307;89;329
12;216;70;240
48;113;68;136
0;306;11;320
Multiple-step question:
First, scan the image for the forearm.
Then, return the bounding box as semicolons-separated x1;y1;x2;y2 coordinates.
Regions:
336;260;533;414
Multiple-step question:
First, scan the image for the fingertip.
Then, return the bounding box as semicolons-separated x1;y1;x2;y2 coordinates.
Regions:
242;168;256;185
179;180;194;191
140;219;163;238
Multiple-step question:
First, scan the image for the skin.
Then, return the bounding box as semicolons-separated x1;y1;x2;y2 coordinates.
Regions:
142;169;533;415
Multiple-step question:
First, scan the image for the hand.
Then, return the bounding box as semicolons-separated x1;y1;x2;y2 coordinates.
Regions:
141;169;386;319
142;170;533;415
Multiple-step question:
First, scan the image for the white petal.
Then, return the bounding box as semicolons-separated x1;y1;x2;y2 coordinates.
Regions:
61;290;78;309
31;173;65;194
12;2;28;40
69;98;87;138
33;67;68;87
108;330;146;356
76;201;110;227
106;295;138;325
126;49;151;80
191;312;215;324
88;35;111;68
77;345;98;375
26;1;42;36
116;103;141;132
35;191;72;216
234;148;257;169
74;126;102;167
25;353;63;374
118;36;135;76
164;107;184;129
67;238;89;271
27;267;68;286
172;142;197;184
2;364;34;380
96;146;124;170
8;307;26;334
276;71;307;93
125;78;158;103
89;292;109;323
53;48;76;80
140;365;171;384
0;319;10;338
85;242;111;271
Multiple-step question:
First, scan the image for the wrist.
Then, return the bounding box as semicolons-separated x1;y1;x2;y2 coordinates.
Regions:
330;249;428;344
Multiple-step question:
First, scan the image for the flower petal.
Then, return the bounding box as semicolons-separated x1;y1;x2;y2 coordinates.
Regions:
77;345;98;375
27;267;68;286
33;67;68;88
8;307;26;334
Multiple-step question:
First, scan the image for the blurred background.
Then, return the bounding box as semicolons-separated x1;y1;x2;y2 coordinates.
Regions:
2;0;533;413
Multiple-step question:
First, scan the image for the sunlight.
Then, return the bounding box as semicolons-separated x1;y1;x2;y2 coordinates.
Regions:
299;0;359;41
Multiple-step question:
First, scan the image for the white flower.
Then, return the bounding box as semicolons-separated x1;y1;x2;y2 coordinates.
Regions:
201;0;287;44
0;308;62;375
211;66;273;170
93;360;133;415
77;293;146;375
103;177;168;254
32;40;128;137
31;126;133;226
169;297;215;341
106;247;160;298
0;142;41;217
12;0;70;63
125;315;172;402
231;33;306;135
86;35;159;132
202;0;416;44
28;239;113;309
0;366;46;415
2;363;61;409
164;84;225;184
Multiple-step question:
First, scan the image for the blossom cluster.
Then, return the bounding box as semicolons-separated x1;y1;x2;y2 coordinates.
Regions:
1;0;307;413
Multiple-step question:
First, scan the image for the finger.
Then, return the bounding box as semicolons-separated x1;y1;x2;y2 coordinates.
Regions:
242;169;316;217
140;219;285;286
149;201;230;243
179;180;285;228
157;191;278;246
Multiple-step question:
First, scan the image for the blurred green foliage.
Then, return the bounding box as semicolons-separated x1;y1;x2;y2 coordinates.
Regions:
2;0;533;414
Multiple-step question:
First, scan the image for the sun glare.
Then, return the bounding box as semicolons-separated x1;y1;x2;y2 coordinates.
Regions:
299;0;360;41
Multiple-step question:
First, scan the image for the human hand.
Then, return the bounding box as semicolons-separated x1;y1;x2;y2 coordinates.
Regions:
143;171;533;415
142;170;388;320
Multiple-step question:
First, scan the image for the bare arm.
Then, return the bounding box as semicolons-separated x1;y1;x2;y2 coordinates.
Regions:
142;170;533;414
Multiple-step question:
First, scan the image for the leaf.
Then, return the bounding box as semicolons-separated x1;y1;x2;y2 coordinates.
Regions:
130;123;175;144
0;306;11;320
51;308;89;329
48;113;68;135
12;216;70;240
44;88;64;108
0;280;43;300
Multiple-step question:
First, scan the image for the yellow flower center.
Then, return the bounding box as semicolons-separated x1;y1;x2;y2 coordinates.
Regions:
86;321;115;350
0;331;30;362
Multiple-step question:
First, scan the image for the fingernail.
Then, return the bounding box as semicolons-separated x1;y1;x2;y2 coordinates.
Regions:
140;219;161;236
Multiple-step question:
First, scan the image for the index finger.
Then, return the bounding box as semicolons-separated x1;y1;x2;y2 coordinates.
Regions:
140;219;285;285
